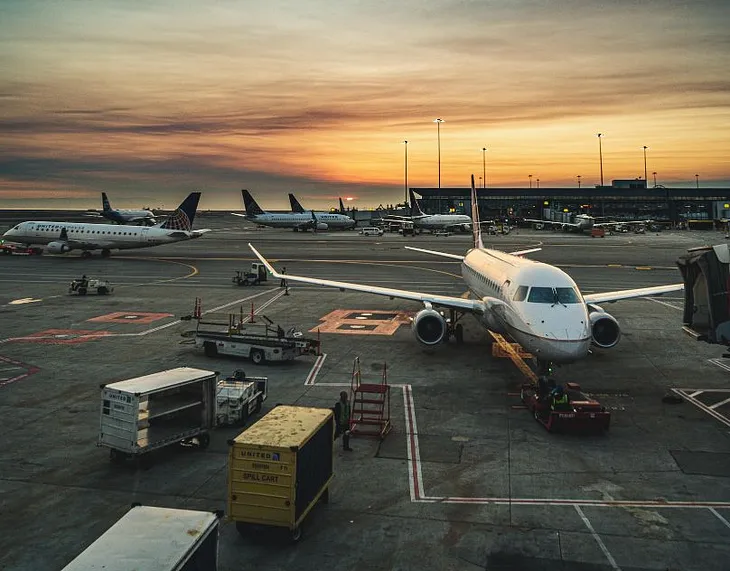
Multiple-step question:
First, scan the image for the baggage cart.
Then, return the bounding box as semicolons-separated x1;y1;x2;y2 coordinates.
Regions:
98;367;217;464
61;505;222;571
227;405;334;542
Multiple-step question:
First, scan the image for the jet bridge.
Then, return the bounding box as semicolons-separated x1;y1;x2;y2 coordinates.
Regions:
676;244;730;345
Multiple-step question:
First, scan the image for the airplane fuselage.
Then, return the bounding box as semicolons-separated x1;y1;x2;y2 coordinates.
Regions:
2;221;200;252
101;209;156;225
247;212;355;229
460;248;591;363
413;214;472;230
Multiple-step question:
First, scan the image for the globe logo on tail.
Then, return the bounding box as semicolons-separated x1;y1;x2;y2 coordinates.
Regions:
163;208;192;231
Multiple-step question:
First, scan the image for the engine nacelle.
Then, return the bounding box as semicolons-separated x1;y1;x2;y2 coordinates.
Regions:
412;308;447;346
589;310;621;349
46;241;71;254
316;222;328;231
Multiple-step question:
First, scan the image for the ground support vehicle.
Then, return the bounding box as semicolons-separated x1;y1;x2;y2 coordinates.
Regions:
227;405;334;542
233;262;269;286
98;367;217;465
61;505;222;571
520;381;611;433
0;240;42;255
188;313;320;364
216;370;268;426
591;227;606;238
434;230;452;237
69;277;114;295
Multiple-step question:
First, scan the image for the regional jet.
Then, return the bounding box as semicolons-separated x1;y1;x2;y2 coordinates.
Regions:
85;192;158;225
250;176;683;373
288;194;355;229
232;190;355;231
384;189;472;232
3;192;209;258
524;214;650;233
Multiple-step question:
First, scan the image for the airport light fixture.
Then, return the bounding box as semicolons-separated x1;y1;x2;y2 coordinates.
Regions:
433;118;444;189
528;174;533;189
652;171;657;187
481;147;487;188
695;173;699;188
597;133;604;187
536;178;540;189
577;175;582;188
643;146;648;185
403;140;408;205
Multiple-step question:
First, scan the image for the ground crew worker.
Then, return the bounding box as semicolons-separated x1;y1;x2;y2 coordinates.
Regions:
334;391;353;451
550;385;570;411
280;267;287;288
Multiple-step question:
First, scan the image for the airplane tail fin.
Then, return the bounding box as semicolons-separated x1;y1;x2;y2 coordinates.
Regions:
471;175;484;249
339;197;345;213
101;192;112;212
160;192;201;231
289;193;306;213
241;190;265;216
409;189;426;217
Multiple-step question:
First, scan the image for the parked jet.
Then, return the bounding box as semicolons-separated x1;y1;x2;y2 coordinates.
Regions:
231;190;354;231
384;189;472;231
3;192;209;258
287;194;355;229
250;176;683;373
524;214;651;233
85;193;158;225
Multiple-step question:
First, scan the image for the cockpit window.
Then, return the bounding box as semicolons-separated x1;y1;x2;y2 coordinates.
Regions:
527;286;581;304
512;285;529;301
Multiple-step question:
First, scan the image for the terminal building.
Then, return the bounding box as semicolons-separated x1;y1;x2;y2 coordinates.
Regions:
411;179;730;228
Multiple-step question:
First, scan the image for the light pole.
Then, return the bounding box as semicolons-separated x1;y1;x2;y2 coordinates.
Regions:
695;174;699;188
529;174;533;189
577;175;582;188
536;178;540;189
479;176;482;189
433;118;444;189
481;147;487;188
403;140;408;205
642;146;648;185
652;171;657;187
597;133;604;187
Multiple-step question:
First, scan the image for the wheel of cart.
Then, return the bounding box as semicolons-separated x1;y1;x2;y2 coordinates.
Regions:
250;348;265;365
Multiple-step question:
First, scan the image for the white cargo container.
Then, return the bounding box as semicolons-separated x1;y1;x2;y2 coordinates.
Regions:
61;505;221;571
99;367;217;463
215;372;268;426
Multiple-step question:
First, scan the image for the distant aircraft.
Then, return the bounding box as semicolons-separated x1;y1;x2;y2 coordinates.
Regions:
384;189;472;231
524;214;652;233
85;193;158;225
231;190;354;232
250;175;683;374
287;194;355;229
3;192;210;258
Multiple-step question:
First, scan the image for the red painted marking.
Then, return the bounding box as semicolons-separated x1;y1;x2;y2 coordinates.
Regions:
87;312;173;324
11;329;112;345
0;354;40;387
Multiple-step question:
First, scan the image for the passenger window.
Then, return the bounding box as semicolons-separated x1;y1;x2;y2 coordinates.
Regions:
512;285;529;301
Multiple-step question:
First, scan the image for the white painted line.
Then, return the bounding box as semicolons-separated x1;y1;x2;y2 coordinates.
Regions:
709;358;730;373
304;353;327;386
709;396;730;410
709;507;730;531
404;384;424;502
689;390;704;398
574;505;621;570
671;389;730;429
648;298;682;310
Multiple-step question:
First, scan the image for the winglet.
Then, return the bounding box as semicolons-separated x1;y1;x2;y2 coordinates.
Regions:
471;175;484;249
510;247;542;257
249;244;282;278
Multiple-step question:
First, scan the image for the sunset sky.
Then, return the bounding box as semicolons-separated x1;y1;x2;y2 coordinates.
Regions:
1;0;729;209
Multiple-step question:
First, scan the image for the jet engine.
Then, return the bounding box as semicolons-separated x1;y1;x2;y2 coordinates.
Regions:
412;308;447;346
589;307;621;349
316;222;328;231
46;241;71;254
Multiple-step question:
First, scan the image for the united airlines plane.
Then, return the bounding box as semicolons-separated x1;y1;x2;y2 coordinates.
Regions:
3;192;209;258
250;176;683;373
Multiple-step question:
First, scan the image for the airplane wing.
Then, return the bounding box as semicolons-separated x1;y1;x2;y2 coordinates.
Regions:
230;212;247;218
249;244;486;313
510;248;542;256
583;283;684;305
524;218;581;228
404;246;464;261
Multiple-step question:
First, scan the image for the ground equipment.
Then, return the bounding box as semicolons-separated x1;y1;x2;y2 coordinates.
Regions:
98;367;217;464
69;276;114;295
216;369;268;426
520;381;611;433
233;262;268;286
0;240;42;255
349;357;391;440
61;505;222;571
227;405;334;542
184;303;320;364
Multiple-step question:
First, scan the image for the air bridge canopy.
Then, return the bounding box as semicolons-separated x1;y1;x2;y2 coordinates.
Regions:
676;244;730;344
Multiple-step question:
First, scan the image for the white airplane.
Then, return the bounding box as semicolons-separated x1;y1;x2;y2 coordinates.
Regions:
250;176;684;374
383;189;472;231
288;193;356;229
2;192;210;258
84;192;158;225
232;190;354;231
524;214;651;233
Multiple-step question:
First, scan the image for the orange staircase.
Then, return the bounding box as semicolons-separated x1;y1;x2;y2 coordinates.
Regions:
349;357;391;440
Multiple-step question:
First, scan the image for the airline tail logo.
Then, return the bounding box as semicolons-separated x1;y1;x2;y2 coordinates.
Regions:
409;189;425;217
242;190;265;216
161;192;200;231
102;192;111;212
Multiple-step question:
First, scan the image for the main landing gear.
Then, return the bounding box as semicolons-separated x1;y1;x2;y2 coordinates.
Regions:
445;308;465;344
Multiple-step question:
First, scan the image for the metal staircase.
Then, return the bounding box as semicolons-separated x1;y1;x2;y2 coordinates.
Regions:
349;357;391;440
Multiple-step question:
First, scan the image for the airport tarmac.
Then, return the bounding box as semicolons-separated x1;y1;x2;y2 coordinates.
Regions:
1;217;729;570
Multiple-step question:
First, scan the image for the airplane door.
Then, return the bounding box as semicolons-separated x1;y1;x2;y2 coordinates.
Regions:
141;227;153;242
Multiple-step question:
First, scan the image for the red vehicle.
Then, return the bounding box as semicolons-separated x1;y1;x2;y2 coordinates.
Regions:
520;381;611;433
0;241;43;256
